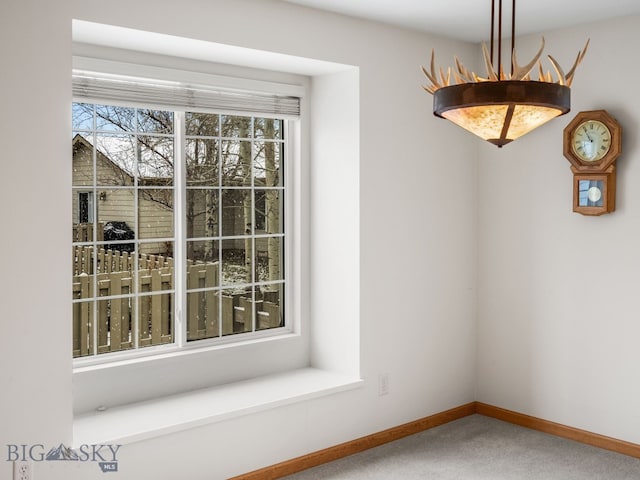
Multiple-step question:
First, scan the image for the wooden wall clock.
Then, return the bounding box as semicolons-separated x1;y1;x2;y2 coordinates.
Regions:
563;110;622;215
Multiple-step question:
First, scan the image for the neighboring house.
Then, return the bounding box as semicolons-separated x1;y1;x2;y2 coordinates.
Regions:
72;134;172;255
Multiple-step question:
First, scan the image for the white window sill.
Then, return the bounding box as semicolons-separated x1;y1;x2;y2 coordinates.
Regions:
73;367;363;446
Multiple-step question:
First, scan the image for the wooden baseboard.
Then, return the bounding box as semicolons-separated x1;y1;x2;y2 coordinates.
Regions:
229;402;476;480
231;401;640;479
475;402;640;459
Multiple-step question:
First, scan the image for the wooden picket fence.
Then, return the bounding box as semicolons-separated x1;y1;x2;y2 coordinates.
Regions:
72;246;282;357
73;245;172;275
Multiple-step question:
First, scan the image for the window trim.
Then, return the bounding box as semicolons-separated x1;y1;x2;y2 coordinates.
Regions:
70;26;360;425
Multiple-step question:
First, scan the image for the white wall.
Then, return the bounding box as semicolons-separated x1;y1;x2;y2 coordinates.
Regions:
0;1;74;479
477;16;640;445
0;1;477;479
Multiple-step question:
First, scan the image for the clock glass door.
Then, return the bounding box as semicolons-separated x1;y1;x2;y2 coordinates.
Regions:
578;179;604;207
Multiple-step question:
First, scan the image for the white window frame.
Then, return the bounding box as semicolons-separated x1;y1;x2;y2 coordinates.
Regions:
73;107;293;363
71;56;308;410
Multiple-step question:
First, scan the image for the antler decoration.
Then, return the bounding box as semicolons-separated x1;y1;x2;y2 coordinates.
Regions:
422;37;589;94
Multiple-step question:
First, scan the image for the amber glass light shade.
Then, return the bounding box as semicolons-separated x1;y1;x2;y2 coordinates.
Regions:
434;81;570;147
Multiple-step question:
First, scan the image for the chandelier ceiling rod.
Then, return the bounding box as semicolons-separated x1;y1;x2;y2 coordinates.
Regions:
497;0;502;76
490;0;495;66
510;0;515;75
491;0;517;78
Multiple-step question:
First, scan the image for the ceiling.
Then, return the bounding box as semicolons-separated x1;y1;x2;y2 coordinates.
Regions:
282;0;640;42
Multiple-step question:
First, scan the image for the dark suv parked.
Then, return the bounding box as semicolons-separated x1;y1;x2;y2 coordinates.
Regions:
104;221;135;252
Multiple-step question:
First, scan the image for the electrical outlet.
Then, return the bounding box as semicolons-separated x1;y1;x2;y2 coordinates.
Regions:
13;461;32;480
378;373;389;396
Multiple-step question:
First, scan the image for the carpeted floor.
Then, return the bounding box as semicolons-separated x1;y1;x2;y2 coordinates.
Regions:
282;415;640;479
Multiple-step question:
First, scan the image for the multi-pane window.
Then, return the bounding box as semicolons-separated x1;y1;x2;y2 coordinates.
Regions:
72;103;286;358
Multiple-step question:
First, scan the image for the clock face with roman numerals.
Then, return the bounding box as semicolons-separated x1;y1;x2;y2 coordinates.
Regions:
571;120;612;162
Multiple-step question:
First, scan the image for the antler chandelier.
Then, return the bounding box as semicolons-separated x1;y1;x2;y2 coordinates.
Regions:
422;0;589;147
